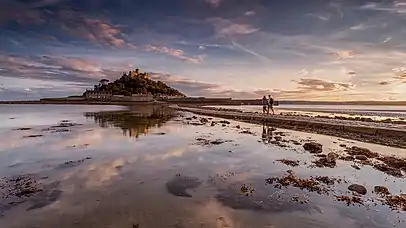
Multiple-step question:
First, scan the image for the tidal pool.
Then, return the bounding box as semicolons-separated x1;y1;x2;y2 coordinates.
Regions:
0;104;405;228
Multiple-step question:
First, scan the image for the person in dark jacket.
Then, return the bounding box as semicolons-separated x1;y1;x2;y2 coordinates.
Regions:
262;96;268;115
268;95;275;115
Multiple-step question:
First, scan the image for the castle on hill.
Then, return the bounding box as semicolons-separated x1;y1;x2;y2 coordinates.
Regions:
120;68;149;80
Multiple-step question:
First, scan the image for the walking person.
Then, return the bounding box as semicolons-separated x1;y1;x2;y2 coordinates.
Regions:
262;96;268;115
267;95;275;115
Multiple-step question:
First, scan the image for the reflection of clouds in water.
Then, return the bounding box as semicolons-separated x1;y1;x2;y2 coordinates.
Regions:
64;157;137;188
143;146;188;161
0;130;37;151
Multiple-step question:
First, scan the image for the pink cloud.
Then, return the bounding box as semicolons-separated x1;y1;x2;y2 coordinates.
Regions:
206;17;259;38
62;18;126;47
143;45;204;64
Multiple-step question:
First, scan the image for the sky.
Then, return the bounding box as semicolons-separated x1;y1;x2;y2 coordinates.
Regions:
1;0;406;101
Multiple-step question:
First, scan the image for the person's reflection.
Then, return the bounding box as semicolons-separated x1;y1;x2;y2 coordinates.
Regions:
266;126;273;143
262;124;273;144
262;125;267;143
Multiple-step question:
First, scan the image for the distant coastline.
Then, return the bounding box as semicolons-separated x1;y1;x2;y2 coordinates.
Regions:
1;98;406;106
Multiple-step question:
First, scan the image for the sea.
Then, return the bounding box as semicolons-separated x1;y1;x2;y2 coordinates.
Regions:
0;104;405;228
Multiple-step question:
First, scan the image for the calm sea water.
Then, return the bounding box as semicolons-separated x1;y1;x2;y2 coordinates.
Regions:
0;104;405;228
207;105;406;120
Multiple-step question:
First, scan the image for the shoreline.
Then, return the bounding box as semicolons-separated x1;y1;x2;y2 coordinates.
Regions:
2;101;406;148
172;105;406;149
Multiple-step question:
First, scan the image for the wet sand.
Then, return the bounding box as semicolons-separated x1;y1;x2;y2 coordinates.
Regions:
1;104;406;228
173;105;406;149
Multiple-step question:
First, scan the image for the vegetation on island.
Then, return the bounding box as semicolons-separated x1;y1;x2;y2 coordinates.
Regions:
85;68;185;97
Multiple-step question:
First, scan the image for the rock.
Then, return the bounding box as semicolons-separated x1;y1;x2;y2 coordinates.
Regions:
374;186;390;195
303;142;323;154
355;155;368;161
346;146;379;158
351;165;360;170
339;144;347;148
326;152;339;163
235;125;241;129
348;184;367;195
373;164;403;177
200;118;209;124
211;122;216;126
274;136;282;141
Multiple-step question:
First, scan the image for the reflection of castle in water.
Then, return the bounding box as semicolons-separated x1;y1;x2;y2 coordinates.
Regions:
84;105;175;138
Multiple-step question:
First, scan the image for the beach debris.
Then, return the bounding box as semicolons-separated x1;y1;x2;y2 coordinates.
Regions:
277;159;299;167
165;175;201;197
374;186;390;196
240;184;255;196
274;136;282;141
68;144;89;148
57;157;92;169
219;120;231;125
377;156;406;170
351;165;361;170
373;164;402;177
348;184;367;195
13;127;32;131
290;140;301;145
0;175;43;199
303;142;323;154
312;157;336;168
200;118;209;124
240;130;255;135
154;132;166;135
345;146;379;158
23;134;43;138
339;155;355;161
265;172;330;195
51;122;82;128
194;138;232;146
335;195;363;206
385;194;406;211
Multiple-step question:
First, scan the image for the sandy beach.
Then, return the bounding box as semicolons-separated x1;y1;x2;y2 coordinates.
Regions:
172;105;406;149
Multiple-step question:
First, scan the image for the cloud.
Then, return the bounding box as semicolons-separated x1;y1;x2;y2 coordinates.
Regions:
61;16;126;48
392;66;406;79
297;69;309;76
205;0;224;8
206;17;259;38
382;37;392;43
231;41;271;61
307;13;330;21
0;54;118;83
350;23;369;30
149;72;221;96
244;11;256;16
143;45;204;64
295;78;355;92
360;1;406;14
333;50;355;59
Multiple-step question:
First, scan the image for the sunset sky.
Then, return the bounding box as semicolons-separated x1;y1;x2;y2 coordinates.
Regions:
1;0;406;100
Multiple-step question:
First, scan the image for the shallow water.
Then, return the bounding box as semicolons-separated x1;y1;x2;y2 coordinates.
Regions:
0;104;406;228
